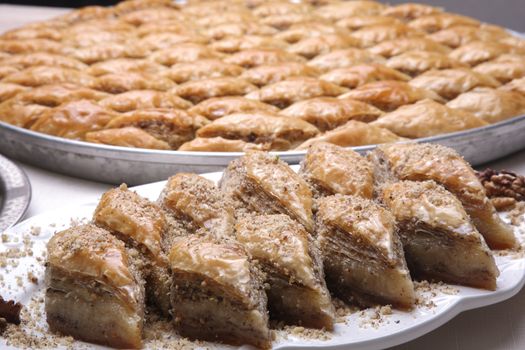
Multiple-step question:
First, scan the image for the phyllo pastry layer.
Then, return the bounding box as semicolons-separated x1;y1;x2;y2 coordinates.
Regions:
299;142;374;199
316;194;415;309
369;143;517;249
168;235;271;349
381;180;499;290
220;150;314;232
46;224;145;349
236;214;334;329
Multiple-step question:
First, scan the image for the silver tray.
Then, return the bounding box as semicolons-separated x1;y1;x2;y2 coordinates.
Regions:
1;115;525;185
0;153;31;231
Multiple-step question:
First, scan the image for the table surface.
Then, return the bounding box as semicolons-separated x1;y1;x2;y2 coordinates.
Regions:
2;4;525;350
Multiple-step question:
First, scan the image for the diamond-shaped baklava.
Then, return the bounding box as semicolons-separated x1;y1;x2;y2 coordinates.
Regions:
220;150;314;232
158;172;236;241
316;194;415;309
299;142;374;199
93;185;173;313
46;224;145;349
381;180;499;290
369;143;517;249
168;235;271;348
236;214;334;329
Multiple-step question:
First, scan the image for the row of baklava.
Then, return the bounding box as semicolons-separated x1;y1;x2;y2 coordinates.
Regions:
45;141;516;349
1;0;525;151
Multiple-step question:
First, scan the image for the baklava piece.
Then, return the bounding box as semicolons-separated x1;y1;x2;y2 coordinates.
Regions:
63;43;147;65
105;108;208;149
0;98;49;128
382;3;443;21
252;1;311;17
179;137;266;152
336;15;403;31
368;37;451;58
280;97;384;131
408;13;480;33
93;185;171;314
319;63;410;89
158;173;236;241
2;66;95;87
276;22;348;44
307;48;386;72
316;194;415;309
0;38;64;55
315;1;386;21
174;77;257;104
371;99;487;138
473;59;525;84
449;41;524;67
241;62;320;87
204;22;278;41
0;83;109;128
351;23;424;48
168;236;271;348
99;90;192;113
211;35;288;54
287;34;361;59
446;88;525;124
91;72;175;94
120;7;185;26
0;52;87;70
86;58;166;76
148;43;222;66
385;51;466;76
137;32;208;51
30;100;118;139
369;143;517;249
224;48;306;68
381;180;499;290
164;59;244;84
500;77;525;96
46;224;145;349
246;77;348;108
197;112;319;150
339;80;445;112
85;127;170;150
236;214;334;329
428;25;510;49
296;120;406;149
0;83;27;103
220;150;314;232
409;68;501;100
299;142;374;199
188;96;279;120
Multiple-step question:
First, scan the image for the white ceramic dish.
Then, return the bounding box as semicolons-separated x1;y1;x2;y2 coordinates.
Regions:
1;169;524;350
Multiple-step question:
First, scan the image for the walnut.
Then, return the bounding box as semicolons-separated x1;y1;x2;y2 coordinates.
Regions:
476;168;525;203
491;197;517;211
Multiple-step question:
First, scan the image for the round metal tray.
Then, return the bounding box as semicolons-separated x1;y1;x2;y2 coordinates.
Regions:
0;154;31;231
1;115;525;185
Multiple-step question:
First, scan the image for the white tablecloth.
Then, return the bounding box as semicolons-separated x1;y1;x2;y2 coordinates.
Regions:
2;5;525;350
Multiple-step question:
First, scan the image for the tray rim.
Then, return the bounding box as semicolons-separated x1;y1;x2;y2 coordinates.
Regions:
1;113;525;162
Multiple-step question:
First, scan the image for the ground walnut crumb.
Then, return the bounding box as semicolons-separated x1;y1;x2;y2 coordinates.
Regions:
332;297;358;323
358;305;394;329
509;202;525;226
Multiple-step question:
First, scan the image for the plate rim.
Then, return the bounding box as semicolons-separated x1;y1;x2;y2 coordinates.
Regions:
0;154;31;232
1;174;524;350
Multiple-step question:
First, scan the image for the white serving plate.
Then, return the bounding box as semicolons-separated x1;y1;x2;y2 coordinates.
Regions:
1;169;524;350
